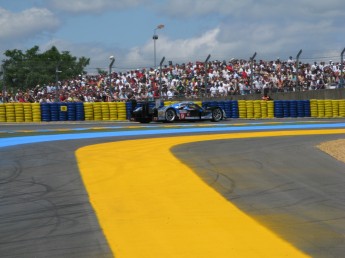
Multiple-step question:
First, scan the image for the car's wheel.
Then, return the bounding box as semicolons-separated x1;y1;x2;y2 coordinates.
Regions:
165;109;176;122
211;107;223;122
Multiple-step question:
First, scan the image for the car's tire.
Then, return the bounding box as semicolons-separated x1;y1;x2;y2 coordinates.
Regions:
165;109;176;122
211;107;223;122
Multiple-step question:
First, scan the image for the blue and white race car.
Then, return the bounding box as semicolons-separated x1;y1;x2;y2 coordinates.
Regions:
130;101;226;123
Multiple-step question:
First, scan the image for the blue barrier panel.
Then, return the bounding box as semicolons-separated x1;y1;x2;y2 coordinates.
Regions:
304;100;311;117
290;100;298;118
40;103;51;122
75;102;85;121
58;103;67;121
297;100;305;117
126;102;132;120
274;100;283;118
283;100;290;117
67;102;76;121
224;100;232;118
231;100;239;118
50;103;59;121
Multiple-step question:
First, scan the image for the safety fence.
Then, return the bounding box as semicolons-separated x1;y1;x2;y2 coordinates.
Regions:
0;99;345;123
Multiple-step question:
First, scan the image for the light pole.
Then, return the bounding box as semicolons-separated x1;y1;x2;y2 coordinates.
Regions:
109;56;115;100
0;64;5;103
250;52;257;94
153;24;164;69
204;54;211;98
159;56;165;98
295;49;302;91
340;48;345;88
55;65;61;102
109;55;115;78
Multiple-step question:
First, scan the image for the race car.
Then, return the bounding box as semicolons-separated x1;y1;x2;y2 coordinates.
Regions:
130;101;226;123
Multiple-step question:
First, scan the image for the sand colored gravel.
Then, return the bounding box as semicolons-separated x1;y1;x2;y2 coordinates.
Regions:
317;139;345;163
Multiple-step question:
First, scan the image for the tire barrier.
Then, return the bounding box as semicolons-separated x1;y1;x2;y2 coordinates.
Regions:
304;100;311;117
0;103;6;122
93;102;102;121
224;100;232;118
101;103;109;121
290;100;297;118
260;101;268;119
232;101;239;118
238;100;246;118
253;100;262;119
75;102;84;121
339;100;345;118
0;100;344;123
297;100;304;117
246;100;254;119
267;101;275;118
283;100;290;118
116;102;127;121
41;103;51;122
109;102;118;120
84;102;94;121
32;103;41;122
14;103;25;122
5;103;15;122
125;102;132;120
317;100;325;118
310;99;318;118
50;103;59;121
274;100;283;118
331;100;339;118
59;103;68;121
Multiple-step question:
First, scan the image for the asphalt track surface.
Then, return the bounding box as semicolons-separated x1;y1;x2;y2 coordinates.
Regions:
0;119;345;258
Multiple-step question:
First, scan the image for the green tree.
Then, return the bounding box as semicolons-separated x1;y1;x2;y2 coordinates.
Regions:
1;45;90;92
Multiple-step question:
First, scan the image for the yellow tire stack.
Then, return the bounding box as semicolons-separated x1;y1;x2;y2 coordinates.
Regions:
32;103;41;122
245;100;254;119
101;102;110;121
324;100;332;118
267;101;274;118
260;100;268;118
0;103;6;122
5;103;15;122
331;100;339;118
23;103;33;122
84;103;94;121
317;100;325;118
109;102;118;120
310;99;318;118
164;101;171;106
339;100;345;118
93;102;102;121
116;102;127;121
238;100;246;118
14;103;25;122
253;100;262;119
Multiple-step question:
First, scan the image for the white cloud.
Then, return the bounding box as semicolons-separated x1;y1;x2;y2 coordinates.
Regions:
48;0;148;13
41;39;115;68
158;0;345;19
0;7;59;42
122;28;227;68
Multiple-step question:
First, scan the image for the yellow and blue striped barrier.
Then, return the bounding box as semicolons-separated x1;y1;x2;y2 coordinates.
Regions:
0;100;344;123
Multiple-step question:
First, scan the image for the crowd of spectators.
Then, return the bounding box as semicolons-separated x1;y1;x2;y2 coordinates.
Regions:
1;57;344;103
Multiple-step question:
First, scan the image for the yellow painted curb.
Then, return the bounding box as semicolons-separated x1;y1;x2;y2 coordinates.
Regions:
76;129;345;257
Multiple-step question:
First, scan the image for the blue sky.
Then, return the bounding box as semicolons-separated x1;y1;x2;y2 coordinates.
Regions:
0;0;344;73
